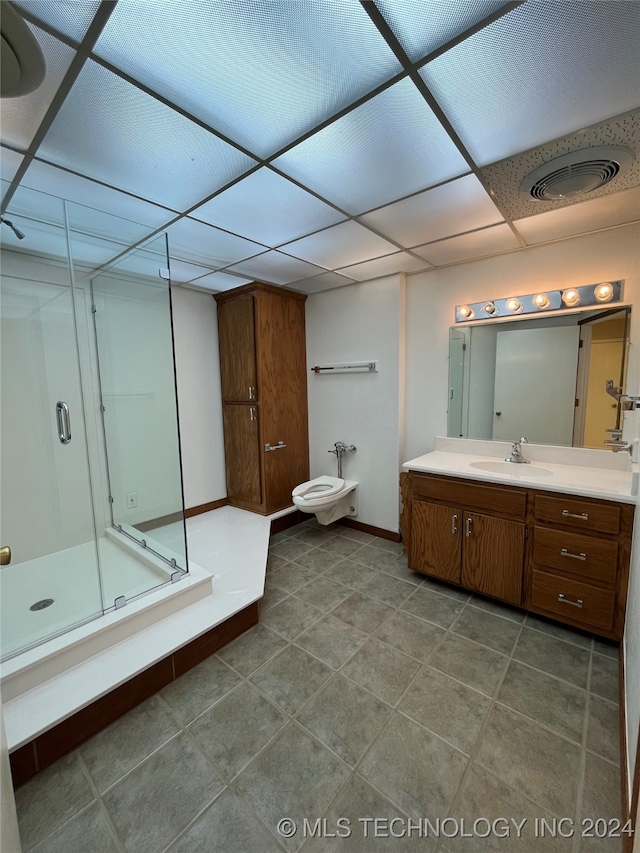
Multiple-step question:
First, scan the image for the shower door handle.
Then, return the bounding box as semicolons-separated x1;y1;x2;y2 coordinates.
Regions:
56;401;71;444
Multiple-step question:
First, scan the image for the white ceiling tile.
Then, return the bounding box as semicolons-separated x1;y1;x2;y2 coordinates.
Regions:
163;218;263;268
5;182;66;227
514;186;640;245
168;259;217;283
1;148;24;182
187;271;253;292
273;78;468;214
0;25;76;149
420;1;640;166
191;168;345;246
38;61;256;211
94;0;402;158
13;1;101;42
289;272;357;294
21;159;176;228
337;252;430;281
360;174;503;248
283;220;397;269
376;0;511;62
225;251;327;285
413;223;520;265
65;202;158;250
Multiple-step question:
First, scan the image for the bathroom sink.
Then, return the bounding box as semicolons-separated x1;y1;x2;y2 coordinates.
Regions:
470;460;554;477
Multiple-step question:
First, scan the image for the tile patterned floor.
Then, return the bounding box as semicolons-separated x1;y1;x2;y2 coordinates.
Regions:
14;520;624;853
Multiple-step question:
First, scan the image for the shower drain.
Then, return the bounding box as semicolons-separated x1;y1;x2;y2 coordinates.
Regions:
30;599;54;611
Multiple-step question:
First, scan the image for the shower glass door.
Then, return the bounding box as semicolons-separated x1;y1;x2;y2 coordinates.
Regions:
0;185;104;660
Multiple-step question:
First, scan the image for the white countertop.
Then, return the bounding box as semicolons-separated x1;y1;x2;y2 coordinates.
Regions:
403;438;639;504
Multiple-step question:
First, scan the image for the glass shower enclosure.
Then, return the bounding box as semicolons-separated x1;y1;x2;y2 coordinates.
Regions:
0;182;188;660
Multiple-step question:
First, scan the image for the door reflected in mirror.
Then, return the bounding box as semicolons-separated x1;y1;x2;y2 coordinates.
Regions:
447;307;630;449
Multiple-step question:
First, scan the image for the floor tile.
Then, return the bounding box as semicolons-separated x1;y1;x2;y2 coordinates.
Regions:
341;637;421;705
447;763;572;852
296;576;352;611
235;723;350;853
261;586;289;611
359;713;467;819
586;695;620;764
324;559;379;591
581;752;621;819
296;614;368;669
592;638;619;660
15;753;95;852
333;528;375;545
270;539;314;562
401;587;466;628
103;733;224;853
80;695;180;793
590;654;619;704
331;592;395;634
188;682;287;779
359;573;415;607
400;666;491;753
167;789;282;853
30;802;120;853
161;656;242;725
525;614;592;649
292;548;345;574
350;545;398;571
475;704;582;816
216;623;287;677
261;595;323;641
298;674;390;766
269;563;318;593
381;555;425;586
270;532;293;546
375;610;444;663
250;644;332;714
320;536;367;559
302;773;430;852
419;576;470;602
578;833;624;852
468;595;526;623
428;633;509;696
267;553;291;572
293;527;340;547
451;606;521;655
370;538;404;555
513;628;591;688
497;660;586;743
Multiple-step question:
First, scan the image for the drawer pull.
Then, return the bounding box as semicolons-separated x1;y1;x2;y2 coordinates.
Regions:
558;593;584;609
560;548;587;561
562;509;589;521
466;517;472;538
451;514;458;534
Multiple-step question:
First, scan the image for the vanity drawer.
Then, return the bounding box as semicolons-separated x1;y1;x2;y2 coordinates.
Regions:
534;494;620;535
411;473;526;518
533;528;618;584
531;570;615;632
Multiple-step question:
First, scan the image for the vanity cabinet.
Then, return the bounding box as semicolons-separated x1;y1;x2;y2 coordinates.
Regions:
400;471;634;640
214;282;309;515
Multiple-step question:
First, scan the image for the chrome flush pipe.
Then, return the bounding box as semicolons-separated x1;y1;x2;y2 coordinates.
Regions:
329;441;356;478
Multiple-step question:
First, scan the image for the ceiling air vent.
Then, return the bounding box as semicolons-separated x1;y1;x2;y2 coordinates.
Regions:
520;146;634;201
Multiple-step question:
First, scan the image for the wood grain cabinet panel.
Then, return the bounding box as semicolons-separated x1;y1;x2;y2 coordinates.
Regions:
531;570;615;632
222;404;261;506
533;527;618;584
461;512;525;606
534;494;620;534
215;282;309;515
410;500;461;583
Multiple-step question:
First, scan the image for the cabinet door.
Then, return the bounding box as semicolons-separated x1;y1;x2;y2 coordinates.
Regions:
218;295;257;402
462;512;525;605
222;404;261;506
410;500;462;583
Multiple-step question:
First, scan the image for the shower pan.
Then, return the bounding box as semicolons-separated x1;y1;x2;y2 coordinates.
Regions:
0;182;193;662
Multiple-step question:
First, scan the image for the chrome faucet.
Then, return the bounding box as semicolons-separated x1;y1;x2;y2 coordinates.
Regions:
505;437;530;464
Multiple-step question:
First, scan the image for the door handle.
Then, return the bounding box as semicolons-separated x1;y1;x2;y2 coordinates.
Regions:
56;401;71;444
265;441;287;452
0;546;11;566
465;517;472;537
248;386;256;400
451;514;458;534
249;407;257;421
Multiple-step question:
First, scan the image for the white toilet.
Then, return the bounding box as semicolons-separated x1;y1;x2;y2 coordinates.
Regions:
292;475;359;525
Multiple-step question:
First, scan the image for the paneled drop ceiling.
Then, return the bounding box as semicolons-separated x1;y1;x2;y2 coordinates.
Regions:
1;0;639;295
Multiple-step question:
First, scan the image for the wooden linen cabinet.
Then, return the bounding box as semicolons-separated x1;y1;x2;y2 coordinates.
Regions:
214;282;310;515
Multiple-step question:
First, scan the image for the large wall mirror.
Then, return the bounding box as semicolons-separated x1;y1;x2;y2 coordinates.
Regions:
448;307;631;448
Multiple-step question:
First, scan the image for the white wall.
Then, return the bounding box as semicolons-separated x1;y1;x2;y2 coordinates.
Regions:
305;276;405;533
171;286;226;508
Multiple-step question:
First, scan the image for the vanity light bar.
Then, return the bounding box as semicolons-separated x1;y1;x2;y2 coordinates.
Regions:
455;280;623;323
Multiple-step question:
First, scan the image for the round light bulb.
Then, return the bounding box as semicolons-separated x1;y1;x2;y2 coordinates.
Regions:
506;298;522;313
562;288;581;307
457;305;473;319
483;302;498;315
532;293;550;309
594;282;614;303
